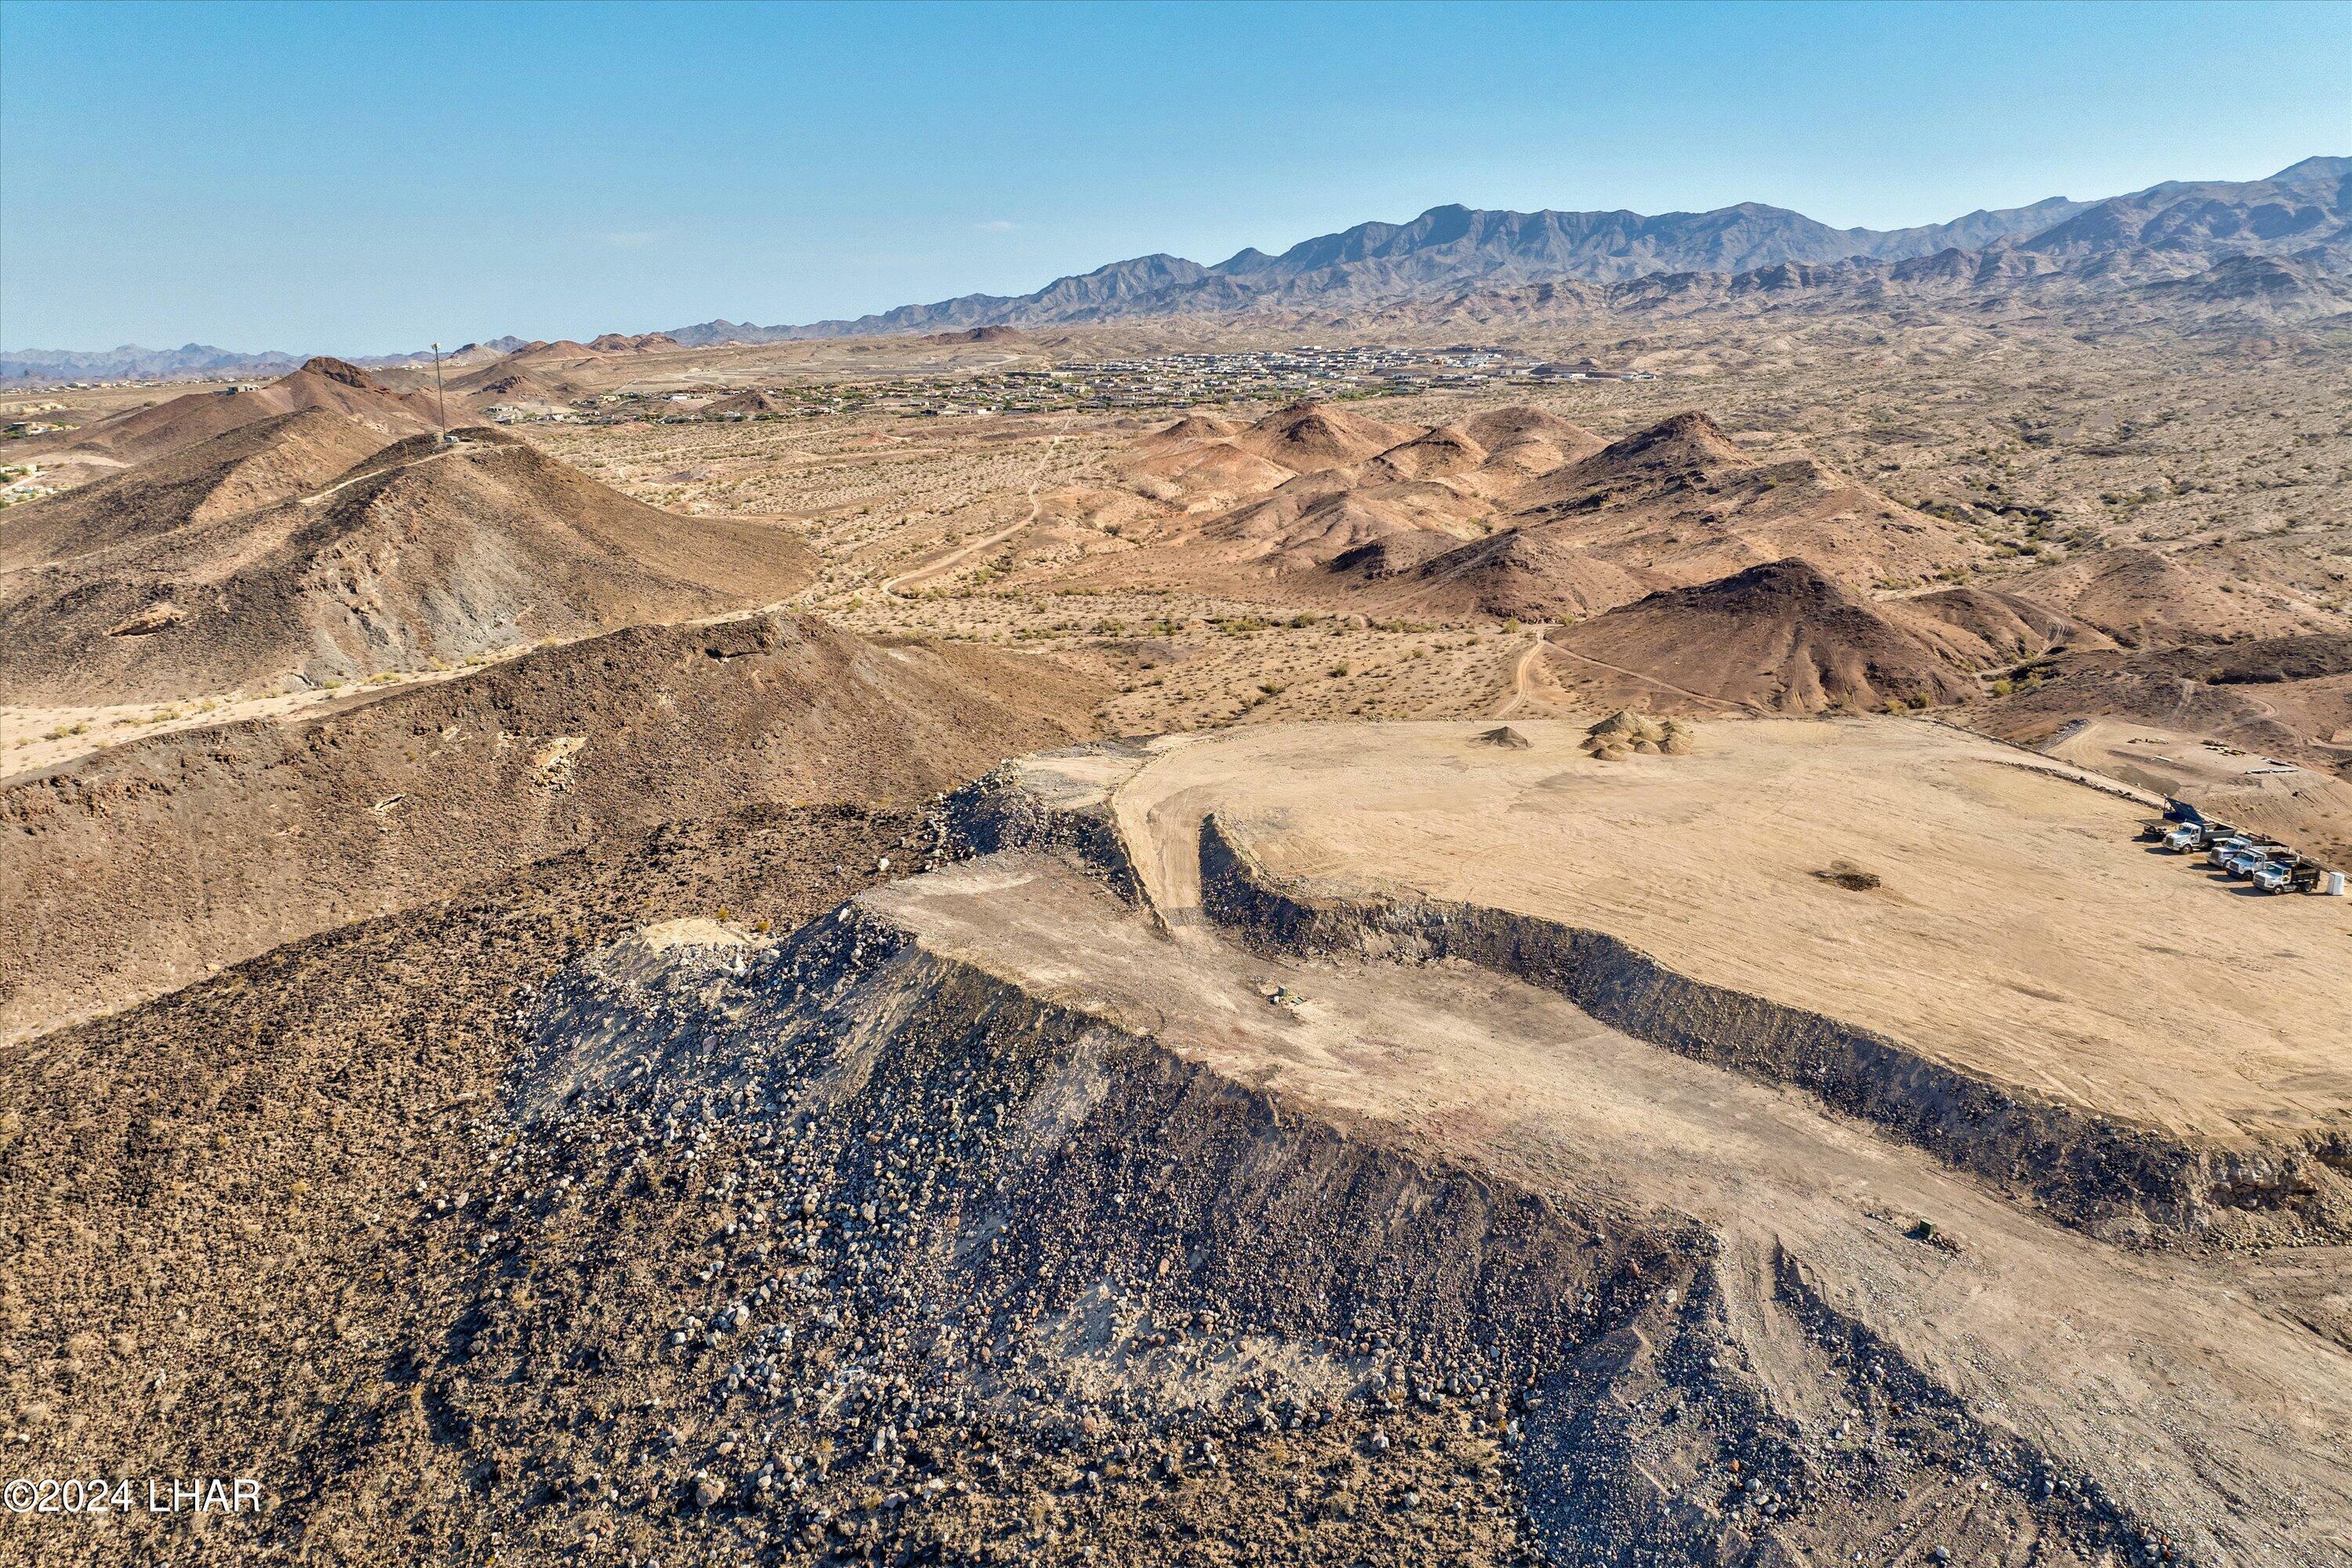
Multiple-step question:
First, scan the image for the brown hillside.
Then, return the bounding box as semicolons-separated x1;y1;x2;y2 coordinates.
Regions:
1462;405;1606;476
1137;412;1242;450
1123;440;1295;505
1200;481;1451;568
59;358;437;466
1362;425;1488;481
0;426;814;703
2008;546;2318;644
1386;525;1657;619
1897;583;2110;663
0;611;1101;1040
699;389;793;417
1548;557;1980;712
1485;412;1980;604
0;409;386;573
1229;401;1414;470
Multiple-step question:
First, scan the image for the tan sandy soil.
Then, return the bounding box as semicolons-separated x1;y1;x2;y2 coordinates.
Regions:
1071;717;2349;1146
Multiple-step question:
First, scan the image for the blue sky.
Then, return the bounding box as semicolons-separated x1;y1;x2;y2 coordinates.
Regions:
2;1;2345;353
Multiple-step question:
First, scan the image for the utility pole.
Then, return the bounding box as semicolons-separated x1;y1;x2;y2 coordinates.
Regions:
430;343;449;438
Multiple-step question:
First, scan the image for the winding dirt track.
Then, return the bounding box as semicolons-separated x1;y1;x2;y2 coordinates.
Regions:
1491;627;1551;717
295;435;483;506
1539;638;1769;714
881;429;1065;597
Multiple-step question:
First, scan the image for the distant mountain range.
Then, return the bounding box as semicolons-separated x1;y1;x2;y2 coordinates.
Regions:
8;158;2343;379
667;156;2347;343
0;337;532;385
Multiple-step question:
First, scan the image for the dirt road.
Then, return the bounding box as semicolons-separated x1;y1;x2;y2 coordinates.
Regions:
882;429;1064;597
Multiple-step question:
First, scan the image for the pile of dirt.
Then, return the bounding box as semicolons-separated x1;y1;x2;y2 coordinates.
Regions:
1581;709;1697;758
0;424;816;703
0;612;1102;1040
1549;557;1981;712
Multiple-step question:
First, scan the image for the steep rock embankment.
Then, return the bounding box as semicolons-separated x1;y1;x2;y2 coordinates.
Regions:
1196;813;2350;1246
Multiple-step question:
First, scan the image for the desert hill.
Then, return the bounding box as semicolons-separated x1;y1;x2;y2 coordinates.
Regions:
1899;583;2110;664
1229;400;1415;470
0;408;386;573
1136;411;1240;449
440;339;617;402
0;610;1100;1040
1543;557;1980;712
1376;524;1661;619
51;356;438;467
0;424;814;702
1380;412;1976;619
1461;405;1605;474
586;332;681;353
1500;412;1975;588
464;366;568;405
698;388;792;417
1031;405;1974;615
1974;633;2352;763
2005;545;2321;644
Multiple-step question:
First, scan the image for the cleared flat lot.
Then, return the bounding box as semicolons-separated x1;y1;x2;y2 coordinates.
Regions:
1095;717;2352;1145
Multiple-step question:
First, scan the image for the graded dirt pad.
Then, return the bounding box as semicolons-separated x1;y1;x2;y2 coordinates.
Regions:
1057;719;2350;1173
0;424;816;704
2017;717;2352;872
94;710;2320;1568
0;612;1101;1042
